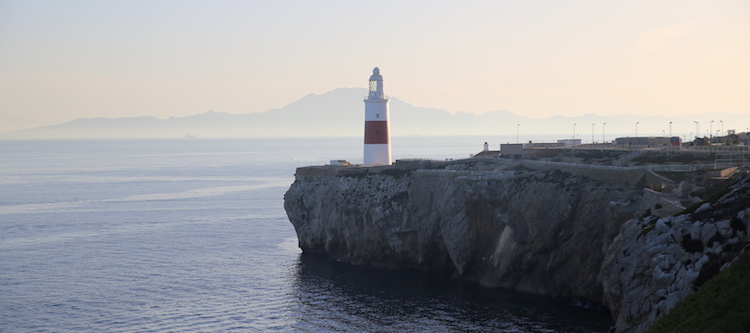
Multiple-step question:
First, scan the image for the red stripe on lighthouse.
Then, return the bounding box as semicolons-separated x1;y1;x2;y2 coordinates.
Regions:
364;121;389;144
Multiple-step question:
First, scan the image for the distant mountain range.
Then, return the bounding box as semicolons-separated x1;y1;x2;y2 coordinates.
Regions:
2;87;748;140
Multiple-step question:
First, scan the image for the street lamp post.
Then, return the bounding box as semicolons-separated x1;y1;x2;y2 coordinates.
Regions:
694;121;699;138
516;124;520;144
602;123;606;143
720;120;723;136
635;122;639;146
592;123;595;144
573;123;577;141
669;121;673;137
710;120;714;138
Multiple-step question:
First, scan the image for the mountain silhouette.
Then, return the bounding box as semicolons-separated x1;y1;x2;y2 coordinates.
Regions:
2;87;747;140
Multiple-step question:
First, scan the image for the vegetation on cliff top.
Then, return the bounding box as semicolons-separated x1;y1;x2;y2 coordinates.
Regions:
645;249;750;333
631;151;716;165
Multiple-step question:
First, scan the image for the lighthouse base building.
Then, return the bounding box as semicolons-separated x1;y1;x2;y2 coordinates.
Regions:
363;67;391;165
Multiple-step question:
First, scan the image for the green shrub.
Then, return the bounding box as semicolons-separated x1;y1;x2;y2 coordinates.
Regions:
646;250;750;333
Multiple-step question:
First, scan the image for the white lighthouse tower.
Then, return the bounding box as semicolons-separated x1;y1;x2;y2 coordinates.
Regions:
363;67;392;165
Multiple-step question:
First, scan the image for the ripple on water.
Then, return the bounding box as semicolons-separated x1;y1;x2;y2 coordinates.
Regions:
0;139;613;332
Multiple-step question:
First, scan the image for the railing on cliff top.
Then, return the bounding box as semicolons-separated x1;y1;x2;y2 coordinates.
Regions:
559;143;750;153
519;159;734;172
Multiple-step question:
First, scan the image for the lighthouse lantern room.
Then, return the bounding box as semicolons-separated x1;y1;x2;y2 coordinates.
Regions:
363;67;391;165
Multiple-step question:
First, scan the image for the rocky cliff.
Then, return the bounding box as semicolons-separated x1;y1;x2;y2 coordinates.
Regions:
602;169;750;332
284;158;750;332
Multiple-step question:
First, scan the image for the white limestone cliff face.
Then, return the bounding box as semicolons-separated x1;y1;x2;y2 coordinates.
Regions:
601;172;750;333
284;160;750;333
284;161;644;304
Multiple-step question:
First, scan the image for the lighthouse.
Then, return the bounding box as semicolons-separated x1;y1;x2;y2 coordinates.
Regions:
363;67;391;165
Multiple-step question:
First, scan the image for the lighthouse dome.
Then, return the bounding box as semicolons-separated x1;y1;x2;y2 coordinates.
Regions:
369;67;383;81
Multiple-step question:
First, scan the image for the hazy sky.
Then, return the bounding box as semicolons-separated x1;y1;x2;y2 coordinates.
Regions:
1;0;749;132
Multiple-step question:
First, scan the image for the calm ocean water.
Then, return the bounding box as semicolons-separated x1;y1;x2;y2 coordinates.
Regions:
0;137;612;332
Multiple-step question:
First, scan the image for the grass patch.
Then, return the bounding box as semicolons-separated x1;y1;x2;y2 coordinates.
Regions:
677;187;732;216
640;225;655;236
679;201;703;215
674;201;706;216
706;188;732;204
645;250;750;333
632;152;714;165
564;150;626;160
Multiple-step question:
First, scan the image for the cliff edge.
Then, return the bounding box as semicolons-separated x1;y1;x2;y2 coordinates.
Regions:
602;169;750;332
284;156;750;332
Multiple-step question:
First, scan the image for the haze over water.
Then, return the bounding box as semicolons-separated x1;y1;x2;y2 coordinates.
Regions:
1;137;613;332
2;1;748;132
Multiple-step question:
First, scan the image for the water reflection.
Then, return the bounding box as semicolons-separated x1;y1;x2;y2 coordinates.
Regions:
289;253;613;332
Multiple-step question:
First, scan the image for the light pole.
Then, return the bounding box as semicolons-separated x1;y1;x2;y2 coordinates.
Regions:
669;121;673;137
516;124;520;144
602;123;606;143
710;120;714;138
694;121;699;138
720;120;723;136
635;122;639;145
573;123;577;141
592;123;595;144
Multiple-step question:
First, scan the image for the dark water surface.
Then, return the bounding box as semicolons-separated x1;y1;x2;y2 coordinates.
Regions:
0;138;612;332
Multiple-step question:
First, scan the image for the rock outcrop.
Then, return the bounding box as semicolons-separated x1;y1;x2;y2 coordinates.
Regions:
286;160;646;302
601;171;750;332
284;158;750;333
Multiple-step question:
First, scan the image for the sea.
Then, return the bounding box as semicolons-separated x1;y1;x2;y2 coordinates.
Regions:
0;137;613;332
